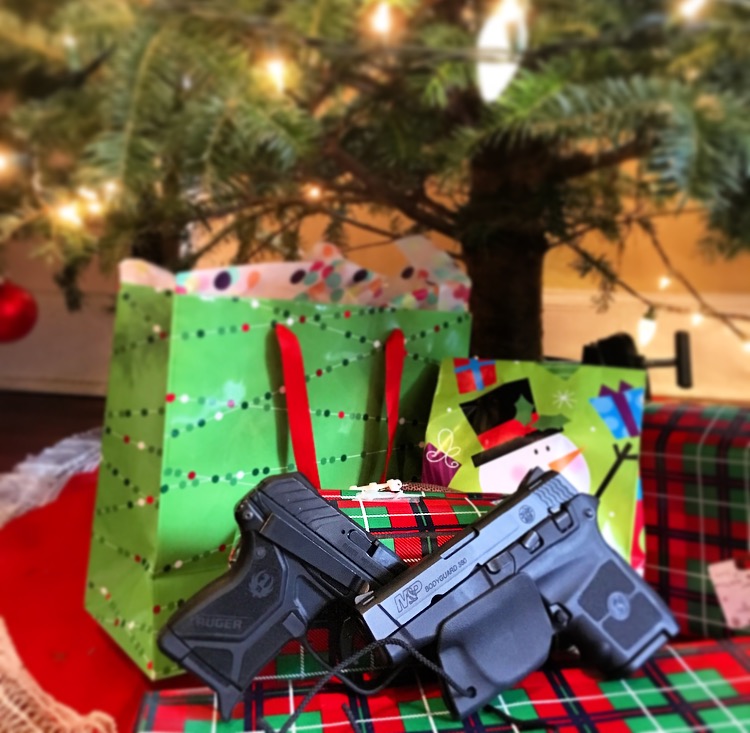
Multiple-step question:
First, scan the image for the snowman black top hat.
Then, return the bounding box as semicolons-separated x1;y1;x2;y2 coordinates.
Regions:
471;428;562;468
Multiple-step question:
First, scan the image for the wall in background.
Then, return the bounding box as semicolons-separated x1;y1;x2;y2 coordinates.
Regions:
1;212;748;399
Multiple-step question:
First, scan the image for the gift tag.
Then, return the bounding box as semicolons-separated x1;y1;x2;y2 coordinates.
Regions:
708;557;750;630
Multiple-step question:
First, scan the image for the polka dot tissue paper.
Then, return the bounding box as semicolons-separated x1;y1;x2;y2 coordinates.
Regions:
86;249;471;679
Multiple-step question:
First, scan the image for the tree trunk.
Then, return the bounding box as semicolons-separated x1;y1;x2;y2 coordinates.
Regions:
463;232;547;361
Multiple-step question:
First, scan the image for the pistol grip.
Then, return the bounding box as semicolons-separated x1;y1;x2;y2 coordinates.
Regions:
533;494;679;676
158;533;333;719
565;555;678;676
437;573;553;719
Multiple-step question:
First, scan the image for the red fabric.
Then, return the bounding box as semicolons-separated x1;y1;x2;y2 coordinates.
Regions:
0;472;155;732
276;324;321;489
381;328;406;482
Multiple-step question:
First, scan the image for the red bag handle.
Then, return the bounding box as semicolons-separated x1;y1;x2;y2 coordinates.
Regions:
276;324;321;490
275;324;406;490
381;328;406;482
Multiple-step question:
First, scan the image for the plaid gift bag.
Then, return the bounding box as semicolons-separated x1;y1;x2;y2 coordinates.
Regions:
136;636;750;731
642;402;750;638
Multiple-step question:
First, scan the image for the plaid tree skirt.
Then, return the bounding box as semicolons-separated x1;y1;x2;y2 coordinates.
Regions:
136;637;750;732
641;402;750;638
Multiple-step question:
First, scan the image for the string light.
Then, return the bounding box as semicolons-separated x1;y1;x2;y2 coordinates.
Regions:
691;312;704;326
476;0;527;103
658;275;672;290
0;153;10;173
637;307;658;347
680;0;708;19
62;34;77;49
265;58;286;93
56;202;83;228
304;184;322;201
86;200;104;216
103;180;119;200
371;2;392;36
77;187;98;202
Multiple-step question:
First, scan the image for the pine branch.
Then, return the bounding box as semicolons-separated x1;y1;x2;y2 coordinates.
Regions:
560;232;750;337
552;137;651;182
637;219;749;338
326;142;456;237
0;11;65;64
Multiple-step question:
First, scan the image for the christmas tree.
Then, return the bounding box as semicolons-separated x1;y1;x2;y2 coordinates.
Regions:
1;0;749;358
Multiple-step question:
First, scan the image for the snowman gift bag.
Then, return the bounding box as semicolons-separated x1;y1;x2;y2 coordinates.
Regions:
422;359;647;569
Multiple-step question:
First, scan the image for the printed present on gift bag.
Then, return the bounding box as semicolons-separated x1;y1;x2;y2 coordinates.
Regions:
452;357;497;394
423;359;647;568
423;429;462;486
589;381;645;440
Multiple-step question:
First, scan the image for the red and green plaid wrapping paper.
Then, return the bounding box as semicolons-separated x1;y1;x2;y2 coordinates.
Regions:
136;636;750;732
319;488;500;562
641;402;750;638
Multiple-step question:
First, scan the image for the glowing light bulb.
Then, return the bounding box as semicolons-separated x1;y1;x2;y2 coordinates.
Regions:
637;308;657;347
266;58;286;94
62;34;77;49
371;3;392;36
56;203;82;228
77;187;98;201
680;0;707;19
305;184;322;201
87;200;104;216
0;153;10;173
497;0;524;23
103;180;119;200
659;276;672;290
691;312;704;326
476;0;528;103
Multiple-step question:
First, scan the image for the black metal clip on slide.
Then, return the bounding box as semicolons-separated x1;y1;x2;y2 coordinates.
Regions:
582;330;692;390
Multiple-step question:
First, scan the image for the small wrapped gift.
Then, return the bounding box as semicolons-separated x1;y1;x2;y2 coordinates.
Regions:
453;358;497;394
422;429;462;485
589;381;645;439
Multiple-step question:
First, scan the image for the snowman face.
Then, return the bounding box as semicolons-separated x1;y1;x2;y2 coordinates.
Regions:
476;433;591;494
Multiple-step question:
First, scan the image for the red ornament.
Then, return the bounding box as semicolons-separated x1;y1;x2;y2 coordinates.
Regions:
0;279;38;343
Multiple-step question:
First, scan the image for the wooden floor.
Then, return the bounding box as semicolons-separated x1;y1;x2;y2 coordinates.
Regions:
0;391;105;472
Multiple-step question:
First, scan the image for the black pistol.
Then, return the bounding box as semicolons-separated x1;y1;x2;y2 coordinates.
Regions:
158;472;407;719
355;469;679;718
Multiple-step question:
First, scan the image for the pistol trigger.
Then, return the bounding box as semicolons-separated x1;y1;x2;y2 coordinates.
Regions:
549;603;571;630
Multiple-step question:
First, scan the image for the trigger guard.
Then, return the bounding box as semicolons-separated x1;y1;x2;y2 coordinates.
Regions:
437;573;553;719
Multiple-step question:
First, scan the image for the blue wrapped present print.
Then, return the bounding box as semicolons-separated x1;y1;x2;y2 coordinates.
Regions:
589;381;645;439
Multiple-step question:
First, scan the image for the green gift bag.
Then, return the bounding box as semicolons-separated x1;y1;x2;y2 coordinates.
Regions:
86;280;471;679
422;359;647;569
